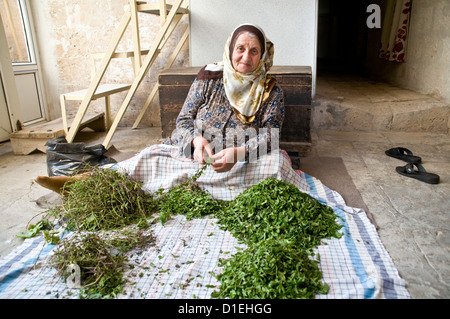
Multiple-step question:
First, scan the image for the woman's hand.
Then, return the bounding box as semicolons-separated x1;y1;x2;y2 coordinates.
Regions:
192;136;214;164
211;147;246;173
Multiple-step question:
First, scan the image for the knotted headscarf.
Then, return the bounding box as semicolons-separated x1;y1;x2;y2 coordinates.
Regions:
205;23;276;124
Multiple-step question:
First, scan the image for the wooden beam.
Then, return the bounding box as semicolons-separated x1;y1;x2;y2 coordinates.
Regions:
90;50;150;60
159;0;167;25
137;3;188;15
102;0;187;148
132;27;189;129
66;11;131;143
130;0;142;73
60;94;68;134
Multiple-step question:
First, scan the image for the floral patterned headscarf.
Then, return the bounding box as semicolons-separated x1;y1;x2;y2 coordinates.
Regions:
206;23;276;124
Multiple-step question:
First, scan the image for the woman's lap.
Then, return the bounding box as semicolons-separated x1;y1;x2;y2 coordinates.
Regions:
115;144;306;201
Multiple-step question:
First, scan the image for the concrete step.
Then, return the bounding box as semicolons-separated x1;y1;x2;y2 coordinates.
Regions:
312;75;450;133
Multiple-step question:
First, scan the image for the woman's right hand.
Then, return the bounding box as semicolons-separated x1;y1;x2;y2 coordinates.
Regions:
192;136;214;164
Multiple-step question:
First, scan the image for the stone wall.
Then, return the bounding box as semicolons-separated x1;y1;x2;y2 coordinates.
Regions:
30;0;189;126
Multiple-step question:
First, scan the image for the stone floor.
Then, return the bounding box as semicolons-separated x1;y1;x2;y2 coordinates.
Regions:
313;73;450;133
309;129;450;299
0;75;448;299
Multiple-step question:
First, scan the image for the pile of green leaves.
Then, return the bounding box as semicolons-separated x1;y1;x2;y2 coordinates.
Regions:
211;178;343;299
211;239;329;299
60;168;157;231
157;182;227;224
156;160;227;224
216;178;343;251
50;228;155;299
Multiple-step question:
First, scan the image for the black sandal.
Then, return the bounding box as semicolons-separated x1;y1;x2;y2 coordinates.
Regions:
396;163;440;184
385;147;422;163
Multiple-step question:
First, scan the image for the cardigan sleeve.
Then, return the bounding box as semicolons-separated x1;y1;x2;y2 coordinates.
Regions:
167;78;212;156
242;84;285;162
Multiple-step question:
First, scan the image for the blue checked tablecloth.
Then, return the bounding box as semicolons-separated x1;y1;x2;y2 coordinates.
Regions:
0;145;410;299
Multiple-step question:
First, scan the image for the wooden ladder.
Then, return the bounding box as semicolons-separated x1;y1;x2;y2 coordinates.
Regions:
63;0;189;148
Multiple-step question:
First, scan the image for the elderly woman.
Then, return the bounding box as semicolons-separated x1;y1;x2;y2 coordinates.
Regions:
36;24;295;198
164;23;284;172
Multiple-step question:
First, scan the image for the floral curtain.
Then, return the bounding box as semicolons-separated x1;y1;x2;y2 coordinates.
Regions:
379;0;412;62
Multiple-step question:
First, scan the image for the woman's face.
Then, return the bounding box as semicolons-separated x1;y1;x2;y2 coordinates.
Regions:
231;33;262;74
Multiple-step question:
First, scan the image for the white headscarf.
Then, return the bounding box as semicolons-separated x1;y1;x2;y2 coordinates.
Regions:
205;23;276;124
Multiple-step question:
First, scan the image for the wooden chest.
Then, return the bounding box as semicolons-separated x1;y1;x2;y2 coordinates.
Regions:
158;66;312;156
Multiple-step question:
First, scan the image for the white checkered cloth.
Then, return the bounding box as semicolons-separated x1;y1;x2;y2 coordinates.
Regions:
0;145;410;299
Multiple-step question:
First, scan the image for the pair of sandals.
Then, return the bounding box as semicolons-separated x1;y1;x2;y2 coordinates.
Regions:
385;147;440;184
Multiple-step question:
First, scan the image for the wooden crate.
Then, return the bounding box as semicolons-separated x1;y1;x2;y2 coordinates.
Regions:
158;66;312;156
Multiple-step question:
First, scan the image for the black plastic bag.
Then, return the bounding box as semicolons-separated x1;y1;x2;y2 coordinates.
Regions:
45;135;116;176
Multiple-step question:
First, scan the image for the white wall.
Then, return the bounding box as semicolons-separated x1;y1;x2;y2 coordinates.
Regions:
189;0;318;95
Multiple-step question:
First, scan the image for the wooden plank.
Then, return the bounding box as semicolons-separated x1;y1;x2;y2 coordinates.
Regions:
10;113;106;139
137;3;189;15
10;113;107;155
10;138;49;155
281;85;312;105
281;105;312;142
159;0;167;25
130;0;142;73
90;50;150;60
62;83;131;100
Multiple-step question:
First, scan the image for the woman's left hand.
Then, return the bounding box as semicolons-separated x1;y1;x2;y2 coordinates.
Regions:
210;147;246;173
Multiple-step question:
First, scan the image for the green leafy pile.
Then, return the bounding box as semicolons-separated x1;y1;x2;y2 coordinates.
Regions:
156;160;227;224
211;239;329;299
211;178;343;299
216;178;343;251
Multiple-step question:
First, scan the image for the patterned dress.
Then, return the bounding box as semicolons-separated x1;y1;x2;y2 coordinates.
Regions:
163;74;285;161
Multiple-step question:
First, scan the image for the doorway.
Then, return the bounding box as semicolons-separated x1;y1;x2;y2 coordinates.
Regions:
317;0;370;76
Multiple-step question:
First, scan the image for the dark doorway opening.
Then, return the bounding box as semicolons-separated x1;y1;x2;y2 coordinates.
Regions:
317;0;371;76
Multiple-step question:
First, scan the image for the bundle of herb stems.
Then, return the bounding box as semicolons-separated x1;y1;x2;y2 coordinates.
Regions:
59;167;157;231
48;167;158;298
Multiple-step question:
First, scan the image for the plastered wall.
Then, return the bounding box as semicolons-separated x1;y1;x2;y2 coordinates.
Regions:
189;0;318;95
30;0;190;126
